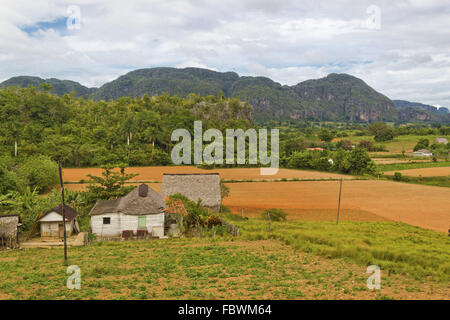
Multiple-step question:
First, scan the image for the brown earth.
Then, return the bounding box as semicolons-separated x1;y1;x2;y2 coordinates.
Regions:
385;167;450;177
62;166;348;182
221;181;450;233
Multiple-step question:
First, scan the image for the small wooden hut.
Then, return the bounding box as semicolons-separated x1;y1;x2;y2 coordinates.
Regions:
0;214;22;248
38;204;79;238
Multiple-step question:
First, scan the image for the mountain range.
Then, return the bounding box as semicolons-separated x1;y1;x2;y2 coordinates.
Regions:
1;67;449;123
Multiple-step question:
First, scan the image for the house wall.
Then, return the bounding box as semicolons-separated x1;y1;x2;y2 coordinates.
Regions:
0;216;20;239
91;213;165;237
40;221;74;237
39;211;74;237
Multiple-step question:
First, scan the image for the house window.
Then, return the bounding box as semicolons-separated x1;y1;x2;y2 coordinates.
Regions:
103;217;111;225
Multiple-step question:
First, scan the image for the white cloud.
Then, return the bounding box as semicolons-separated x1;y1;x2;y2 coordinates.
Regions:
0;0;449;108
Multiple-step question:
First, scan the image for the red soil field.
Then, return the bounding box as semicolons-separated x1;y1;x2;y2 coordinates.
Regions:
63;166;349;182
221;181;450;233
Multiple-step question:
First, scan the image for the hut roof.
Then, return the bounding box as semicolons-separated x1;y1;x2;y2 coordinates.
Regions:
160;173;221;209
415;149;432;153
0;215;22;238
89;184;165;216
0;214;22;223
39;204;79;222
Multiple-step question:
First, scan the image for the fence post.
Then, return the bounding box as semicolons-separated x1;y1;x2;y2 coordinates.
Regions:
336;177;343;225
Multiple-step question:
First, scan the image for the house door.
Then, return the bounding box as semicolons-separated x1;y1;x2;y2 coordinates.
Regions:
58;224;64;238
138;216;147;230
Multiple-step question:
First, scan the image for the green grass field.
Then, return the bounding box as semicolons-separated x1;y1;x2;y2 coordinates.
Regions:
347;134;450;153
378;161;450;172
231;218;450;281
1;218;449;300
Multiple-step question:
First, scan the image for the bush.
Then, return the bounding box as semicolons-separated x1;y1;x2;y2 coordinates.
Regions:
393;172;402;181
16;156;59;193
261;208;287;221
337;139;353;151
318;128;334;142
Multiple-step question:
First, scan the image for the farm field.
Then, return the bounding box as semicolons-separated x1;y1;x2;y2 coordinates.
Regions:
221;181;450;233
62;166;348;182
372;158;432;165
385;167;450;177
62;167;450;233
0;236;448;300
346;134;450;153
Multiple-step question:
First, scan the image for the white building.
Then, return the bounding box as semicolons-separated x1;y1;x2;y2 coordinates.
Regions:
413;149;433;157
38;204;79;238
89;184;165;238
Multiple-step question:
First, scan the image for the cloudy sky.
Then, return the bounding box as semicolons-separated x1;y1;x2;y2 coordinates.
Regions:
1;0;449;109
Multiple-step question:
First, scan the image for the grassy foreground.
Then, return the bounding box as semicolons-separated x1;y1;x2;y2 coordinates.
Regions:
0;219;449;300
230;217;450;281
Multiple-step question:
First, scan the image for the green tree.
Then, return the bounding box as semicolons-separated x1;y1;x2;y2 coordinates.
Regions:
84;165;138;205
413;138;429;151
368;122;395;142
346;148;376;175
318;128;334;142
16;156;59;193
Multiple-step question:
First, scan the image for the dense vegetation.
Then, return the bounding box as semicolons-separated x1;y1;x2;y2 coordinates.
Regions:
0;85;252;168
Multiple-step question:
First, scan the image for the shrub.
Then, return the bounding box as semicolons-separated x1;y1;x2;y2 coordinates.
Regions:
393;172;403;181
261;208;287;221
318;128;334;142
337;139;353;151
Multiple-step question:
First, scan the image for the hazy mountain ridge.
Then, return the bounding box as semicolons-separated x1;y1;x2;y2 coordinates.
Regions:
0;76;96;97
1;68;449;123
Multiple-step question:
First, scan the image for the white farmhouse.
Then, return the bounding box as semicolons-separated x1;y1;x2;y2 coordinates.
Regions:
89;184;165;238
413;149;433;157
38;204;79;238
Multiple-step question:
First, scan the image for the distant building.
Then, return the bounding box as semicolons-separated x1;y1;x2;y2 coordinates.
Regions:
89;184;165;238
435;137;448;144
38;204;79;238
161;173;221;212
413;149;433;157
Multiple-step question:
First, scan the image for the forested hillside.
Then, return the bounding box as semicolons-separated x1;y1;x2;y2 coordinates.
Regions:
2;68;449;123
0;86;253;167
0;76;95;97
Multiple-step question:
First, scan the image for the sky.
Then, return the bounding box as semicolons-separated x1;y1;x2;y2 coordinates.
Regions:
0;0;449;109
